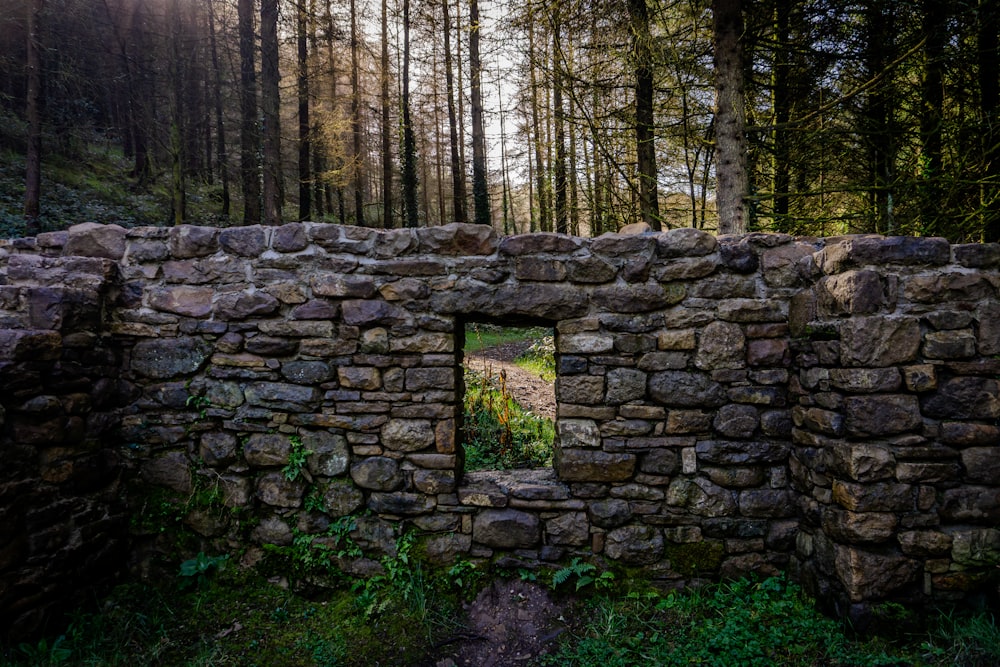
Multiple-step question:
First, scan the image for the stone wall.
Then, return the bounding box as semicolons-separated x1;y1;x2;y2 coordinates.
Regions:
0;240;128;639
1;222;997;637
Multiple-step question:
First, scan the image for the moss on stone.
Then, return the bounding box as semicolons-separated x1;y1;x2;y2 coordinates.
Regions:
664;540;725;576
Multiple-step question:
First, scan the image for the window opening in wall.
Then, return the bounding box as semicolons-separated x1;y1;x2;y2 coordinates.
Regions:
460;322;556;471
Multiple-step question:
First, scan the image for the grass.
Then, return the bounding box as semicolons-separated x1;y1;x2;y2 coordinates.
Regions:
540;575;1000;667
4;567;998;667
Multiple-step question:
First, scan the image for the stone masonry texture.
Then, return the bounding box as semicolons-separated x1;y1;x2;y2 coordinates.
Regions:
1;222;998;637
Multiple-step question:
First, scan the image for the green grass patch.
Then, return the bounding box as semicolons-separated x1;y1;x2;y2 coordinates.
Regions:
540;575;1000;667
463;366;554;470
514;334;556;382
463;324;549;354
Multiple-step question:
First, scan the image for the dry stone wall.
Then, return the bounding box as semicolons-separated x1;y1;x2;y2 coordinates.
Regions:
1;221;998;637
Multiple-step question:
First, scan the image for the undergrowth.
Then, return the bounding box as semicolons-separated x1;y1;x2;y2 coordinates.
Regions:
462;324;556;470
540;575;1000;667
463;365;554;470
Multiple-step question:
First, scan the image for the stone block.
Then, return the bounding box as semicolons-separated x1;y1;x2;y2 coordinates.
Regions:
587;498;632;528
834;544;920;602
381;419;435;452
545;512;590;546
923;330;977;359
940;487;1000;522
649;371;727;407
604;525;664;564
605;368;647;404
551;376;600;407
369;492;436;515
350;457;403;491
712;404;759;438
844;395;921;436
554;448;636;482
832;481;913;512
473;508;540;548
840;316;921;367
922;377;1000;420
695;440;790;465
822;509;898;544
255;471;306;508
665;477;736;517
323;479;365;516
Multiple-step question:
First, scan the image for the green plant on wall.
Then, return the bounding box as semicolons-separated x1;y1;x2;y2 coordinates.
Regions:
283;435;313;482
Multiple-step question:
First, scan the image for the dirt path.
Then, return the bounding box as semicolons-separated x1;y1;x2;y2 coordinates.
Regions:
464;341;556;421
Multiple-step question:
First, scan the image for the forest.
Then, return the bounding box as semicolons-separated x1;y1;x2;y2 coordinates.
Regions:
1;0;1000;242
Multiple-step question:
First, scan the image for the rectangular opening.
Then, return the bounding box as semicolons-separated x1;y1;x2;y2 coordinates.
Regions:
459;321;556;471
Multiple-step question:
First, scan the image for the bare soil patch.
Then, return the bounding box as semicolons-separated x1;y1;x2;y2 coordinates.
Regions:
435;579;574;667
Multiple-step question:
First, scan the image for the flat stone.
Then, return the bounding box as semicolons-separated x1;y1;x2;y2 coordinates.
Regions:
695;321;745;370
665;477;736;517
555;448;636;482
922;377;1000;420
834;544;920;602
473;508;540;548
381;419;435;452
695;440;790;465
845;395;921;436
822;509;898;543
323;479;365;516
131;337;211;379
587;498;632;528
545;512;589;546
350;457;403;491
255;471;306;508
604;525;664;564
649;371;727;407
148;286;213;317
840;316;921;367
369;492;436;515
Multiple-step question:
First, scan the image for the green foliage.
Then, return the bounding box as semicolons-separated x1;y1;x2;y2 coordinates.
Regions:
178;552;229;590
922;608;1000;666
551;558;615;592
515;334;556;382
263;517;361;579
16;635;71;667
282;435;312;482
463;366;554;470
542;576;918;667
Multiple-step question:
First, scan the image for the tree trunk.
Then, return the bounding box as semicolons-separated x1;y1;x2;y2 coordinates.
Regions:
208;1;230;218
863;0;895;233
628;0;661;230
297;0;311;221
442;0;466;223
469;0;491;225
771;0;790;231
553;6;568;234
261;0;283;225
528;12;549;233
238;0;260;225
919;0;945;236
402;0;419;227
381;0;393;227
981;0;1000;241
350;0;365;225
712;0;749;235
24;0;43;231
